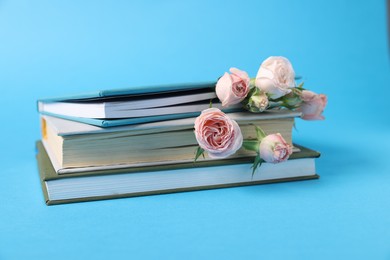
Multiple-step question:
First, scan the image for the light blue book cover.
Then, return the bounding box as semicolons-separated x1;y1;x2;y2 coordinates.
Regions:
40;107;243;127
39;81;216;102
37;81;228;127
39;111;206;127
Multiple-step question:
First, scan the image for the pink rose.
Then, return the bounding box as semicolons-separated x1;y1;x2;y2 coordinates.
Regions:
299;90;327;120
255;56;296;99
216;67;250;107
259;133;292;163
194;108;243;158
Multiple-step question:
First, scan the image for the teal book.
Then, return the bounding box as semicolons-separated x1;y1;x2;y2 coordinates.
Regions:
39;82;216;101
37;82;245;127
38;112;210;127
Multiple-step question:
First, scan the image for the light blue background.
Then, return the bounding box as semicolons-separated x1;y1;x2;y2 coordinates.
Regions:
1;0;389;259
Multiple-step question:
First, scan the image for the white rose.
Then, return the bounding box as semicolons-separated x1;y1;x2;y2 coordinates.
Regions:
255;56;296;99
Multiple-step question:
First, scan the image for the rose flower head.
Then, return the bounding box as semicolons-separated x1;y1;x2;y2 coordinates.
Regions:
255;56;296;99
259;133;292;163
244;88;269;113
194;108;243;159
299;90;328;120
216;67;250;107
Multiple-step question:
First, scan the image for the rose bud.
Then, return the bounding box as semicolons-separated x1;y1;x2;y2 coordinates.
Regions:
299;90;327;120
216;67;250;107
259;133;292;163
244;90;269;113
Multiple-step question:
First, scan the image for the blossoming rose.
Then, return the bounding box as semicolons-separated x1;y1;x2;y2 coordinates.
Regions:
255;56;296;99
216;67;250;107
194;108;243;158
259;133;292;163
299;90;328;120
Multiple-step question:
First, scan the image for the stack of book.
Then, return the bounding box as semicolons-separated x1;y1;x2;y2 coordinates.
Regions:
36;82;320;205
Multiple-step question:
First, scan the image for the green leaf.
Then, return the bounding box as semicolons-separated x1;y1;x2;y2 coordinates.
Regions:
209;99;213;108
296;82;305;90
268;101;284;109
242;140;259;152
194;147;205;162
255;125;267;140
251;154;263;178
280;102;297;110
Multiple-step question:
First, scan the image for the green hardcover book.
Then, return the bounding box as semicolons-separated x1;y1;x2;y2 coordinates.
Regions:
36;141;320;205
